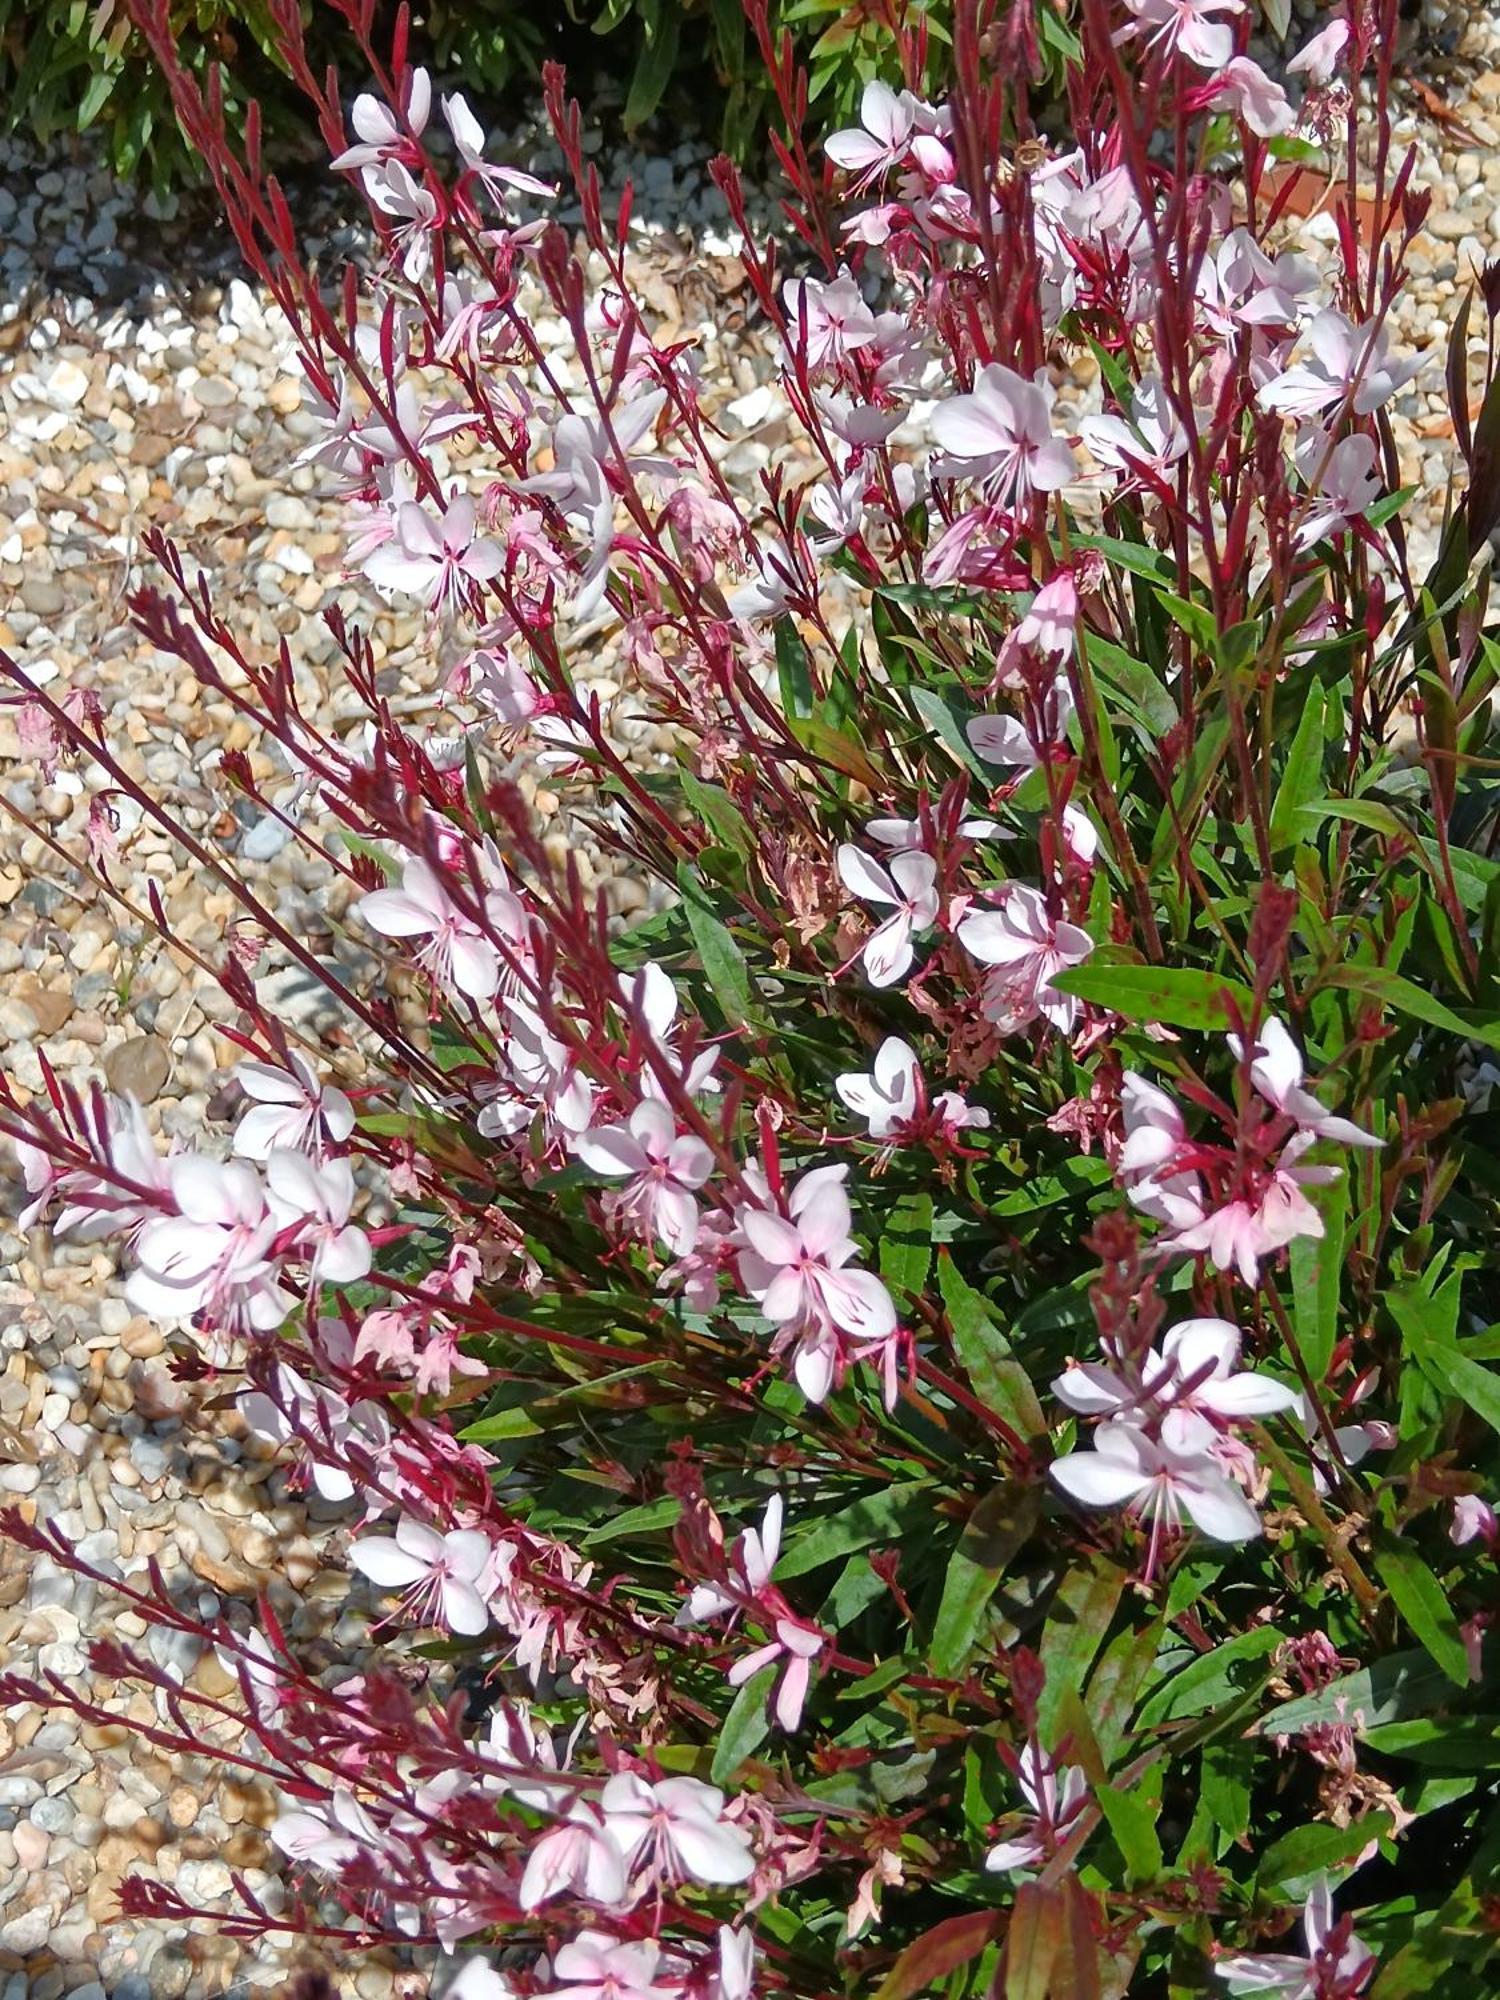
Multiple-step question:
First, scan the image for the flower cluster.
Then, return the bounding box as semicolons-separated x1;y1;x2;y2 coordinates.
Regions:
3;0;1497;1991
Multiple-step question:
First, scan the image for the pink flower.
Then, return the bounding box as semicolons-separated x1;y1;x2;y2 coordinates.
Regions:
1291;429;1383;551
272;1787;388;1871
233;1053;354;1162
549;1932;680;2000
836;844;941;988
984;1745;1088;1873
1216;57;1294;137
1286;18;1350;84
1452;1495;1499;1548
727;1614;825;1730
931;364;1078;507
364;493;503;612
825;80;919;187
1258;310;1420;420
598;1773;755;1887
1116;0;1245;71
574;1101;716;1256
781;268;878;369
1216;1876;1376;1996
1051;1419;1263;1552
737;1164;898;1365
1118;1073;1205;1229
1169;1133;1334;1285
360;856;501;1002
349;1517;493;1635
1079;371;1189;482
957;883;1093;1036
518;1803;628;1912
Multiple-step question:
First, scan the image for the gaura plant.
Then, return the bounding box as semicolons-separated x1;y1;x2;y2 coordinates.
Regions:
5;0;1500;1991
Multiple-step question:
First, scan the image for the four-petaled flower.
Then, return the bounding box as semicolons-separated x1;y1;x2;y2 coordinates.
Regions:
837;844;941;988
349;1517;494;1635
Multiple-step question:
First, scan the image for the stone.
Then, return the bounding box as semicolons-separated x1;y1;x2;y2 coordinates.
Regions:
0;1905;54;1952
102;1036;171;1102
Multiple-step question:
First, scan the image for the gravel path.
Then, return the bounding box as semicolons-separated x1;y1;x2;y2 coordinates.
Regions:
2;15;1500;1988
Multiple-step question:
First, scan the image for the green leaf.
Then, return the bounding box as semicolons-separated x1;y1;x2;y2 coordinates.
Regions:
581;1496;682;1545
675;862;768;1033
1269;685;1327;852
774;619;814;720
1047;963;1257;1032
1257;1816;1390;1894
1320;964;1498;1050
457;1406;542;1442
679;772;753;858
623;0;680;126
1095;1780;1163;1884
1136;1626;1283;1727
937;1254;1047;1444
1287;1169;1347;1383
1371;1531;1470;1687
929;1482;1042;1676
880;1190;934;1302
908;683;993;782
1257;1649;1452;1738
1037;1560;1127;1744
776;1482;936;1579
710;1665;775;1783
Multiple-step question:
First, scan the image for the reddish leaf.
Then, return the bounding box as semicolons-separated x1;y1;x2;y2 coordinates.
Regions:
873;1909;1003;2000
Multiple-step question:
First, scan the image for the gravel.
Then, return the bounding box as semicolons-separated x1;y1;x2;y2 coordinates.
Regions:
3;7;1500;1988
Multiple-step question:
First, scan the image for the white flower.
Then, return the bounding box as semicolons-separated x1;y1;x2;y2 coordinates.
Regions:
781;268;878;369
836;1037;921;1138
1216;1877;1376;1996
1258;310;1420;420
331;70;431;172
264;1149;371;1286
349;1517;493;1635
272;1787;387;1871
233;1053;354;1161
1051;1420;1263;1545
363;494;503;611
1053;1317;1298;1442
825;79;919;186
574;1101;716;1256
679;1493;784;1625
128;1156;289;1333
957;883;1092;1036
931;364;1078;507
359;856;501;1003
442;92;554;200
599;1773;756;1887
737;1165;898;1354
518;1802;627;1912
1228;1015;1382;1147
984;1745;1088;1873
837;844;941;987
1291;429;1382;551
